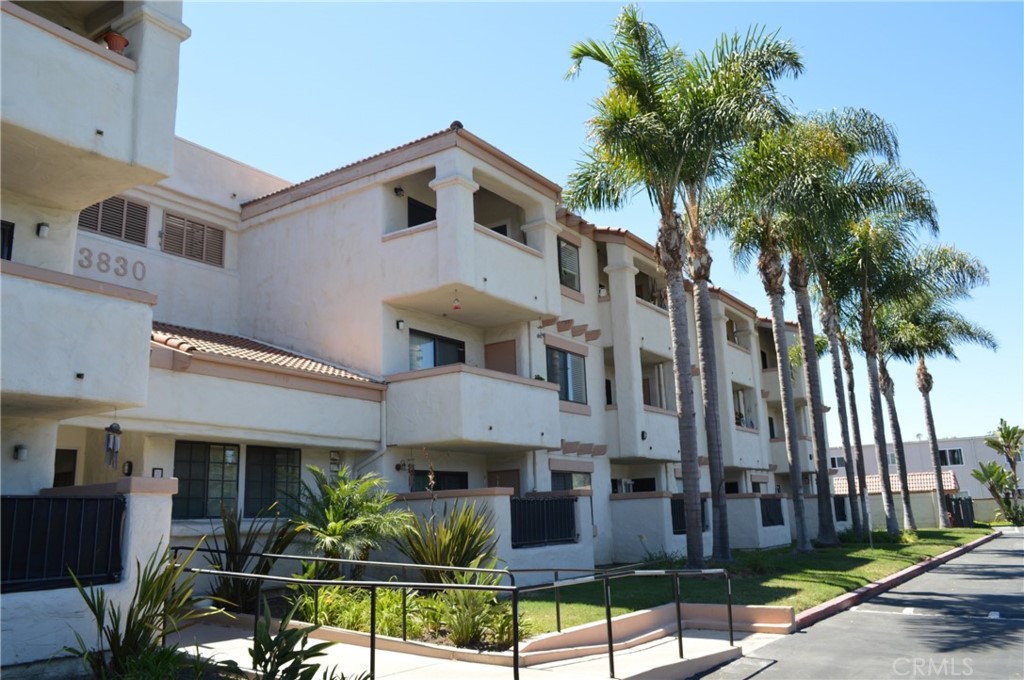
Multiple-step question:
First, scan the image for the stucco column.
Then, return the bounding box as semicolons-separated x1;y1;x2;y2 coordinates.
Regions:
521;218;562;314
113;2;191;178
429;173;479;289
605;243;643;458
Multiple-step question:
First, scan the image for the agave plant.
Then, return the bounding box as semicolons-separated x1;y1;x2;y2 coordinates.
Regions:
205;501;303;613
65;543;222;678
396;500;498;584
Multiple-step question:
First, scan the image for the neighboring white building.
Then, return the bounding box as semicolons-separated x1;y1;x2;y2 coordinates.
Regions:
1;2;836;671
829;436;1003;524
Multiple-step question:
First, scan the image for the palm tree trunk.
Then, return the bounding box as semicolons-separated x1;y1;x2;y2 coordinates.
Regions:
760;247;811;552
917;354;950;528
658;212;705;567
684;197;729;561
879;356;916;530
789;253;838;546
821;293;862;537
862;302;901;536
840;335;871;535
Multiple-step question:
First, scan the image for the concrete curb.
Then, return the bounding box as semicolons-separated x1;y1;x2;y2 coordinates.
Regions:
795;530;1002;631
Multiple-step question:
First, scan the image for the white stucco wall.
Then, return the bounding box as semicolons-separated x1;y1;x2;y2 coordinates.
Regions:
0;483;174;667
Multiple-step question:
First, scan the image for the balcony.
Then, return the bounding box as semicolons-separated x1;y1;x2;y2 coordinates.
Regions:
632;405;680;462
381;223;556;325
633;297;672;355
725;494;790;548
0;262;154;419
386;363;560;452
761;366;808;403
770;436;813;472
1;2;189;210
608;492;710;563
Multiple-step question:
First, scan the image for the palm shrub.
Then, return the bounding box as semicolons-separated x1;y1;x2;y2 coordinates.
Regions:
396;500;498;584
219;598;335;680
206;501;303;613
291;466;413;579
65;543;222;678
972;461;1024;525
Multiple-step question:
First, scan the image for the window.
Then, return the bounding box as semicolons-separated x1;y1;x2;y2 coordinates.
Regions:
752;481;765;494
558;238;580;291
409;330;465;370
245;446;301;517
1;221;13;260
829;456;846;469
733;384;756;429
412;470;468;491
834;496;848;522
887;450;897;466
78;196;148;245
407;197;436;228
546;347;587;404
172;441;239;519
939;448;964;466
162;212;224;266
552;471;591;491
768;416;777;439
724;481;740;494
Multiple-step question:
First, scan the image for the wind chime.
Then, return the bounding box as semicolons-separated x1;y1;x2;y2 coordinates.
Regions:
104;420;122;469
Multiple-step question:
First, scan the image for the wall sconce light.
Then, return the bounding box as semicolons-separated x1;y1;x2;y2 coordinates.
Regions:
641;431;648;441
452;289;461;311
13;445;28;461
122;460;133;476
36;223;49;238
393;187;405;197
396;320;405;330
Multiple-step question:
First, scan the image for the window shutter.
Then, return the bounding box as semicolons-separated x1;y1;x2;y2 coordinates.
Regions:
184;222;205;260
162;213;186;256
558;240;580;290
99;197;125;237
569;353;587;403
78;203;101;232
204;225;224;266
124;201;148;244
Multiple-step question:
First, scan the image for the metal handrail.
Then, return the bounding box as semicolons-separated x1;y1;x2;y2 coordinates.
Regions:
174;546;734;680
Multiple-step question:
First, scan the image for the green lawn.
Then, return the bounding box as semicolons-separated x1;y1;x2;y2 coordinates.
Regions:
519;527;992;635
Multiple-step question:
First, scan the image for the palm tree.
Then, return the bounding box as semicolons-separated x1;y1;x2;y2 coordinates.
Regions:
291;466;412;579
565;5;705;564
568;8;803;563
878;253;995;526
840;331;871;534
835;208;938;535
984;419;1023;490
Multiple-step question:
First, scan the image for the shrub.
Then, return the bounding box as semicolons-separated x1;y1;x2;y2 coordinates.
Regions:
294;582;424;640
397;501;498;583
65;543;223;679
205;501;302;613
219;599;333;680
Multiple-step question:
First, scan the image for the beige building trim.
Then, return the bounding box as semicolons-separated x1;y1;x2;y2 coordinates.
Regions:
1;260;158;305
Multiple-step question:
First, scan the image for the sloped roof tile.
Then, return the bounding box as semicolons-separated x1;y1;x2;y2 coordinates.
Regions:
151;322;378;384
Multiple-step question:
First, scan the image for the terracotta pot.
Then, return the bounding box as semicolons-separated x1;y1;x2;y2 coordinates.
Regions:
102;30;129;55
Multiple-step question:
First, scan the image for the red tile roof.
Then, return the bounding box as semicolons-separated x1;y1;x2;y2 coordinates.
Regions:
151;322;378;384
832;469;959;496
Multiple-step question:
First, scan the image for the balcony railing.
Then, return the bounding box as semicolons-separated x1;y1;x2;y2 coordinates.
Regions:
670;496;709;534
1;495;126;593
760;497;785;527
510;496;577;548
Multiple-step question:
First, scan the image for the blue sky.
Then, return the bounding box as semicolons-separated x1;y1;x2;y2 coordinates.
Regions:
175;2;1023;448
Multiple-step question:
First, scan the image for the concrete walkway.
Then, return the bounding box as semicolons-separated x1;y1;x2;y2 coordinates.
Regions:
175;618;777;679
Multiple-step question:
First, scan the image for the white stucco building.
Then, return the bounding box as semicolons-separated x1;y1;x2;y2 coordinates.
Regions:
1;1;835;671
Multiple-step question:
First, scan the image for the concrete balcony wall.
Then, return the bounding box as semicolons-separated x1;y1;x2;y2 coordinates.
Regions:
726;495;791;549
633;299;672;357
725;426;769;470
638;406;681;462
388;488;594;588
771;437;813;474
0;2;190;211
0;263;154;419
387;364;561;451
380;223;555;322
0;478;177;668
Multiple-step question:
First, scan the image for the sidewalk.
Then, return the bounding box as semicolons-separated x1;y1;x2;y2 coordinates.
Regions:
174;618;777;679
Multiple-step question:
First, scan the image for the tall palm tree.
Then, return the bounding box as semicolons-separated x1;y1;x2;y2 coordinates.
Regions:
567;7;802;563
984;419;1023;490
565;5;705;564
834;208;938;535
877;250;995;526
840;331;871;534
